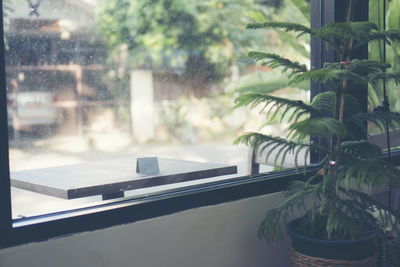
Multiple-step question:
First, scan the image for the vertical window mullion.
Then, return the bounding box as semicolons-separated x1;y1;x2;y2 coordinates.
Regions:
310;0;368;164
310;0;335;164
0;0;13;245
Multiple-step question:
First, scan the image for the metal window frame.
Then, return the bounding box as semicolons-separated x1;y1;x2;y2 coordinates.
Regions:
0;0;382;250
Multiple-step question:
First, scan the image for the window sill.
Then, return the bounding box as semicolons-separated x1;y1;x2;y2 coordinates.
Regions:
4;164;320;249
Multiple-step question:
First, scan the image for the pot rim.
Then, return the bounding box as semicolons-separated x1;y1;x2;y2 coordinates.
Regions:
287;217;379;246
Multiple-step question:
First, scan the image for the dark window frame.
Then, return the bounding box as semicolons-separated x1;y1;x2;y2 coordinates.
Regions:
310;0;369;162
0;0;394;250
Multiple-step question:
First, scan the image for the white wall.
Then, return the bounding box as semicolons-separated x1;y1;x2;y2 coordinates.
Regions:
0;193;292;267
130;70;155;143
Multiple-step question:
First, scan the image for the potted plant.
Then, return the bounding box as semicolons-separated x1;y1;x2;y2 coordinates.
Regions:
235;1;400;266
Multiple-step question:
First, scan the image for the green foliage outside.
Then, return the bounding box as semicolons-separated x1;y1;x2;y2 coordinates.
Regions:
2;0;15;49
96;0;309;95
97;0;264;95
369;0;400;116
2;0;14;24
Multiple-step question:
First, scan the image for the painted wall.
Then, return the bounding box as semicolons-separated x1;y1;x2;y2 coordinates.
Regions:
0;193;291;267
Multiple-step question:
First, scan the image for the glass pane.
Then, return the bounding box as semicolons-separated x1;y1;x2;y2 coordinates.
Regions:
368;0;400;149
4;0;309;218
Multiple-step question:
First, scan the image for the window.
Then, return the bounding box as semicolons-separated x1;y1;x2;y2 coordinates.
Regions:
2;0;388;249
4;0;311;218
367;0;400;151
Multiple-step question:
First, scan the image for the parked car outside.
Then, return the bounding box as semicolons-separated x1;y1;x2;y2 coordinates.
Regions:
7;85;63;135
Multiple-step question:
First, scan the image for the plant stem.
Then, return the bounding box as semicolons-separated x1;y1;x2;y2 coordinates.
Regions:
331;0;354;206
329;0;353;160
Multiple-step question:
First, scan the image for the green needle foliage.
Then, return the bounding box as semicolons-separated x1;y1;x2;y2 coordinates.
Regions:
248;52;308;75
235;1;400;243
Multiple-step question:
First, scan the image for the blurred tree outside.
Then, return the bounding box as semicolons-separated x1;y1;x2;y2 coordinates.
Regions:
228;0;310;112
97;0;261;96
96;0;309;95
95;0;311;142
369;0;400;113
3;0;14;48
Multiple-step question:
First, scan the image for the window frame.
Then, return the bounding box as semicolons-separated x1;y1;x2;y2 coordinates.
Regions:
0;0;395;250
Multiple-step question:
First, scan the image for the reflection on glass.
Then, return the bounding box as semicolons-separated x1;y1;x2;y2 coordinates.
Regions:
3;0;309;217
368;0;400;149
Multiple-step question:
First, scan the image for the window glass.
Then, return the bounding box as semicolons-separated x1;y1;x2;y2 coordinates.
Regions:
368;0;400;149
4;0;310;218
